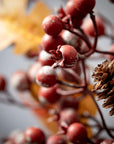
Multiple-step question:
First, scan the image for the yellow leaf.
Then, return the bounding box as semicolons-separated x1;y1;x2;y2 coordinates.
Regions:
78;93;97;116
0;0;51;54
30;83;39;101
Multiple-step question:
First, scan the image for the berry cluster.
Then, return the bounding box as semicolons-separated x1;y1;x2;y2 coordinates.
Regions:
0;0;114;144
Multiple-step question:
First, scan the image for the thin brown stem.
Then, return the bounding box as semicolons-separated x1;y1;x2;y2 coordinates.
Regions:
95;49;114;55
87;89;114;139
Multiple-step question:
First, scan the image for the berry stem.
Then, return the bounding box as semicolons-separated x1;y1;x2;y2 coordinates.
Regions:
57;88;83;96
65;28;92;50
57;80;85;89
95;49;114;55
87;89;114;139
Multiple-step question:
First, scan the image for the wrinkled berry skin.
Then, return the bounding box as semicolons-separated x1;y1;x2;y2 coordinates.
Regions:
36;66;57;87
67;123;87;144
46;135;66;144
0;75;6;91
24;127;45;144
42;15;63;36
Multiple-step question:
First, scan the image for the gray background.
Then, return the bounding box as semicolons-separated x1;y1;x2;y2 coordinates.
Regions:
0;0;114;140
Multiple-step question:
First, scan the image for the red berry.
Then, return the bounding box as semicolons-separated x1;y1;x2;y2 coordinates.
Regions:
67;123;87;144
28;62;42;82
46;135;66;144
36;66;57;87
41;34;65;52
83;17;105;37
38;85;61;104
24;127;45;144
100;139;114;144
38;50;54;66
10;71;30;91
65;0;95;19
59;97;79;110
60;45;78;68
0;75;6;91
60;108;80;126
108;44;114;60
42;15;63;36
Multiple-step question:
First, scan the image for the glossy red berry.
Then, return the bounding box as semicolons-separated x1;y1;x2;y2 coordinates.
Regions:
46;135;66;144
38;85;61;104
42;15;63;36
100;139;114;144
67;122;87;144
10;71;30;91
38;50;54;66
36;66;57;87
60;45;78;68
41;34;65;52
65;0;95;19
108;44;114;60
24;127;45;144
60;108;80;126
83;17;105;37
0;75;6;91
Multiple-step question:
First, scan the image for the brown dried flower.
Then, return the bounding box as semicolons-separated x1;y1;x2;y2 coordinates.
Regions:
92;60;114;116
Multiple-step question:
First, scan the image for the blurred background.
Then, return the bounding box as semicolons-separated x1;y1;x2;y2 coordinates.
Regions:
0;0;114;141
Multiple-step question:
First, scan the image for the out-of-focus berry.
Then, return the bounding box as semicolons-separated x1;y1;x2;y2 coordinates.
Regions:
38;85;61;104
60;30;82;49
24;127;45;144
46;135;66;144
67;122;87;144
83;17;105;37
36;66;57;87
41;34;65;52
10;71;30;91
0;74;6;91
108;44;114;60
28;62;42;82
42;15;63;36
100;139;114;144
60;108;80;126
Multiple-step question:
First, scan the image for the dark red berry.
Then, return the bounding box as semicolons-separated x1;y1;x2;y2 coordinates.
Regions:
108;44;114;60
24;127;45;144
42;15;63;36
59;97;79;110
41;34;65;52
38;50;54;66
109;0;114;3
38;85;61;104
65;0;95;19
0;75;6;91
46;135;66;144
67;122;87;144
10;71;30;91
100;139;114;144
36;66;57;87
60;108;80;126
60;45;78;68
83;17;105;37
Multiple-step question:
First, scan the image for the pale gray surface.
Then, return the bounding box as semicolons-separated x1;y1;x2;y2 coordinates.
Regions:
0;0;114;140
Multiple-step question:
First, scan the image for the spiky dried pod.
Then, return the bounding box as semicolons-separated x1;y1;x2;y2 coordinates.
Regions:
92;60;114;116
